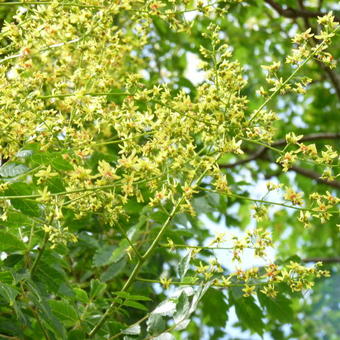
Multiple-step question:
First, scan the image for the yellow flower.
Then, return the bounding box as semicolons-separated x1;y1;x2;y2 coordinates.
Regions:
160;276;172;289
242;285;255;297
35;165;58;184
98;160;120;180
285;132;303;145
284;187;303;206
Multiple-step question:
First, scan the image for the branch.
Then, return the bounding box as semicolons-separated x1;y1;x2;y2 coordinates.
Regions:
290;164;340;189
220;133;340;189
273;132;340;147
302;257;340;263
220;132;340;167
295;1;340;100
88;154;220;337
264;0;340;22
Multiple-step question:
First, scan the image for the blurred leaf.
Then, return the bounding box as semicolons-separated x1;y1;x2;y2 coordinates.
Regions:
0;283;19;305
0;163;29;178
230;293;265;336
0;231;26;252
122;324;141;335
257;292;294;324
152;299;177;316
202;288;229;328
90;279;107;299
0;271;14;285
49;300;78;327
177;250;192;280
147;314;165;335
123;300;148;311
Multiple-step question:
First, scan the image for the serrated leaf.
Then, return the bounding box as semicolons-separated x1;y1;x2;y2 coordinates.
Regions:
174;292;190;324
257;292;294;323
73;288;89;304
110;239;129;263
152;299;177;316
35;261;68;294
177;250;192;280
122;324;141;335
113;291;151;301
0;163;29;178
0;271;14;285
190;282;212;313
4;182;40;217
0;231;26;252
90;279;107;299
27;281;66;339
31;152;73;171
100;258;127;282
202;288;229;328
16;149;33;158
123;300;148;311
48;300;78;327
0;283;19;305
231;293;264;336
93;245;116;267
147;314;165;335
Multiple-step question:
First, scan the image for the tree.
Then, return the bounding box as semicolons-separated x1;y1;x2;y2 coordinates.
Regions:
0;1;339;339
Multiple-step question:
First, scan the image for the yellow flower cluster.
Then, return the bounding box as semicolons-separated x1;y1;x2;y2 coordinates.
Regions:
159;226;327;298
0;1;337;309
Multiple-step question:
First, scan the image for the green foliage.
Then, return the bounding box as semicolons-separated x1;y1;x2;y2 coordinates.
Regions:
0;1;339;339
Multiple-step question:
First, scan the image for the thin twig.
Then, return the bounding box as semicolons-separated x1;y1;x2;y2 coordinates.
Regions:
264;0;340;22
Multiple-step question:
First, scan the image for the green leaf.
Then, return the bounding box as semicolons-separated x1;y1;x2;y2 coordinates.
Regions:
90;279;107;299
230;293;265;336
73;288;89;304
0;163;29;177
257;292;294;323
0;283;19;305
147;314;165;335
123;300;148;311
16;150;33;158
0;271;14;285
177;250;192;280
0;231;26;252
174;292;190;324
31;152;73;171
0;210;33;228
35;261;69;295
48;300;78;327
27;281;66;339
4;182;40;217
190;282;212;313
152;299;177;316
93;244;116;267
122;324;141;335
3;254;23;267
113;291;152;301
201;288;229;328
100;258;127;282
68;329;85;340
110;239;129;263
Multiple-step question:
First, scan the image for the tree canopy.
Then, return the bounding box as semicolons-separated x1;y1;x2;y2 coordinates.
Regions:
0;1;339;339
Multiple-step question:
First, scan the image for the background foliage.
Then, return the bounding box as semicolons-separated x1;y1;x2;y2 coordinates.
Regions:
0;1;339;339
